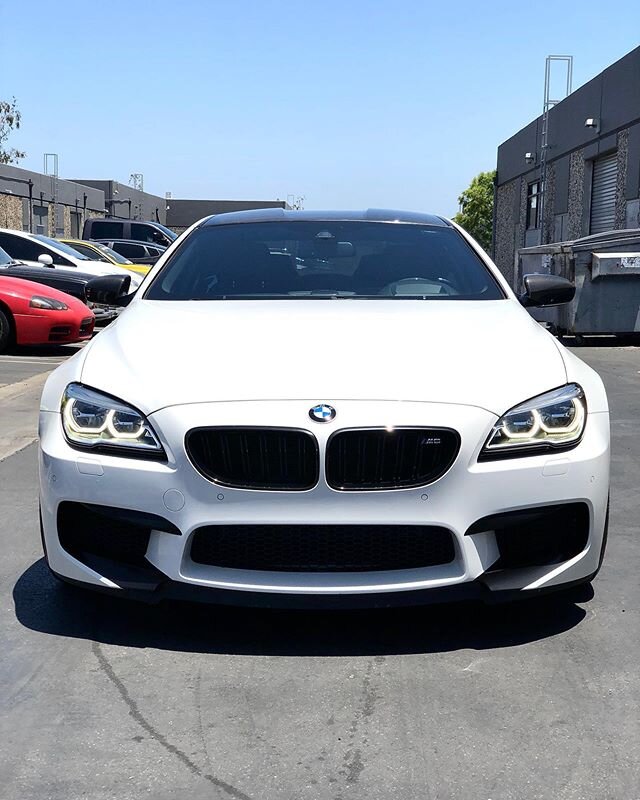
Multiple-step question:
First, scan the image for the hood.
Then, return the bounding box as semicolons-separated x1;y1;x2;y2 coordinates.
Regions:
17;259;141;287
0;275;89;312
80;299;567;416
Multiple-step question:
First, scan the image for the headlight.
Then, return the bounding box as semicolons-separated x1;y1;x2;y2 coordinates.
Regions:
61;383;165;458
30;295;68;310
479;384;586;460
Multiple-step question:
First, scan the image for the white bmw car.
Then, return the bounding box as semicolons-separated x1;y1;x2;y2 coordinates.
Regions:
38;209;610;607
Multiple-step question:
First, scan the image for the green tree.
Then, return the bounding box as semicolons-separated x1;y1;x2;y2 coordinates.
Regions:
453;170;496;252
0;97;26;165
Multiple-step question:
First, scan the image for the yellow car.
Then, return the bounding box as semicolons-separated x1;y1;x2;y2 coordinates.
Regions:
58;238;151;276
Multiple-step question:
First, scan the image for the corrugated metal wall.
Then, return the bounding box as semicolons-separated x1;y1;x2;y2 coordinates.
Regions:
590;153;618;234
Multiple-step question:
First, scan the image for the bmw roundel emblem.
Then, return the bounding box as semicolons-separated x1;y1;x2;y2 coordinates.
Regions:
309;403;336;423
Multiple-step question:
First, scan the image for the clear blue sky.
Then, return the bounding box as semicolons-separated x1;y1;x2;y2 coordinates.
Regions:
3;0;639;215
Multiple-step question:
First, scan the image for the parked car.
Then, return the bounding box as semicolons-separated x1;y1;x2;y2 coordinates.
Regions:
0;265;94;353
39;208;610;608
83;217;177;248
58;238;148;276
0;229;143;290
0;256;119;327
93;239;165;267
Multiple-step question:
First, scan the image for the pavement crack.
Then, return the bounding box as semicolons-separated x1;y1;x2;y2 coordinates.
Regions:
339;657;383;785
92;642;251;800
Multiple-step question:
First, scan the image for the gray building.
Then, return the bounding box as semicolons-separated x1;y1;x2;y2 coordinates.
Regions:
69;179;167;225
0;165;292;239
495;46;640;287
0;164;105;238
166;199;289;234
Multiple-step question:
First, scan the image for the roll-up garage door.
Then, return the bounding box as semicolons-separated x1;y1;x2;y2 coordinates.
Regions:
590;153;618;234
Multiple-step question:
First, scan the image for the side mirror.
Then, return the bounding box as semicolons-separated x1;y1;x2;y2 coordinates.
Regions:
38;253;54;267
85;274;133;306
520;274;575;307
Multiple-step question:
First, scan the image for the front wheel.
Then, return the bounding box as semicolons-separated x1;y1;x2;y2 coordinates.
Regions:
0;308;13;353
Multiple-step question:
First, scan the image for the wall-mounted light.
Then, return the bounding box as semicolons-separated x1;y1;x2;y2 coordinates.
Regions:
525;152;536;164
585;117;600;133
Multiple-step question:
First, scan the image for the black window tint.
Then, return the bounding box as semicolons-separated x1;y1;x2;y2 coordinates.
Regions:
131;223;153;243
115;242;145;258
90;221;124;239
146;222;504;301
131;223;171;246
72;243;108;262
0;233;47;262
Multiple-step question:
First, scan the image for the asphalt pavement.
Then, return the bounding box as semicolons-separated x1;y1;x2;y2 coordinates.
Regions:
0;344;638;799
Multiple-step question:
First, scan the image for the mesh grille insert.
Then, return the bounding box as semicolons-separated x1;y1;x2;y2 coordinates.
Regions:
190;524;455;572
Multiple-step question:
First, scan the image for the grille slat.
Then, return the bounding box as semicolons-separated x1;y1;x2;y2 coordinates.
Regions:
190;524;455;572
326;428;460;490
186;427;319;490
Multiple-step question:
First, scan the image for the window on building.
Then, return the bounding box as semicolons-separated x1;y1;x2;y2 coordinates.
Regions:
526;182;540;229
33;205;48;236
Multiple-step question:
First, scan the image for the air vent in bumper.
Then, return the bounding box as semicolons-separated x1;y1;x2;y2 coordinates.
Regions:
189;524;456;572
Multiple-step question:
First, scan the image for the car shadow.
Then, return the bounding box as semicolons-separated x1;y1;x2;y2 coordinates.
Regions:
13;559;590;657
9;343;84;357
562;334;640;348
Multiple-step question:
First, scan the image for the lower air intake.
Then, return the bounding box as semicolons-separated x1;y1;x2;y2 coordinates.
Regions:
189;524;455;572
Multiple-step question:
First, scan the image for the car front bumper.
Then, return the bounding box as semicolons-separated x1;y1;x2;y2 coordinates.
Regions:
15;312;94;345
39;399;610;605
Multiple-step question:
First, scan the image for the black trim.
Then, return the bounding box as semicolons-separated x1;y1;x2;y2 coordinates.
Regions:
48;571;599;608
466;502;590;570
325;426;461;491
185;426;320;491
75;502;181;535
477;438;586;462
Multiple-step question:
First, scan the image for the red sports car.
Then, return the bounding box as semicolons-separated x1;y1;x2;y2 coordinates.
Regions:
0;275;95;353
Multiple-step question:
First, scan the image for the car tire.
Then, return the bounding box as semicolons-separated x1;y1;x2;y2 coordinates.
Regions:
0;307;13;353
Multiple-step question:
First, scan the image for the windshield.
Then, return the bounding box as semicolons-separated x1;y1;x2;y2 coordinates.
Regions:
0;247;13;267
34;234;91;260
91;241;134;265
0;246;13;266
145;221;504;301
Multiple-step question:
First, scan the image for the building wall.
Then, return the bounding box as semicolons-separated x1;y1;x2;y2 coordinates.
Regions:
495;46;640;286
567;150;585;240
70;179;167;225
0;194;22;231
494;180;517;284
0;164;105;237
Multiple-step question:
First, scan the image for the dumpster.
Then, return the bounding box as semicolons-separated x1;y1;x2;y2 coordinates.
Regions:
515;229;640;337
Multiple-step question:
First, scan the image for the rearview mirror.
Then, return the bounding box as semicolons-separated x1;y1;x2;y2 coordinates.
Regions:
37;253;54;267
520;274;575;307
85;274;133;306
